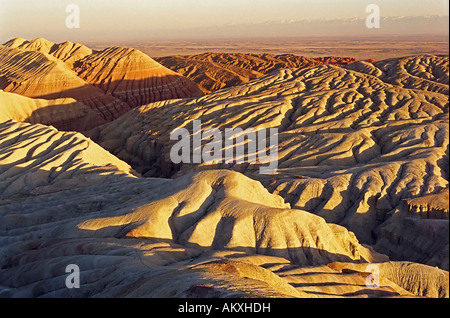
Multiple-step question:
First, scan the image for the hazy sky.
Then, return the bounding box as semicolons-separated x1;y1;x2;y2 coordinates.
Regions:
0;0;448;42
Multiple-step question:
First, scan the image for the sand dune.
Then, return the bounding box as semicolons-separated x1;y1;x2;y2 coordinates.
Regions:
345;55;449;94
0;38;202;130
2;120;447;298
156;53;359;94
90;54;449;271
75;46;203;107
0;45;131;122
0;90;105;131
0;37;448;298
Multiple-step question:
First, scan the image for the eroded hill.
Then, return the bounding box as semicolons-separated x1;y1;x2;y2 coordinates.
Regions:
0;38;202;130
1;120;447;298
0;38;448;298
90;55;449;271
155;53;360;94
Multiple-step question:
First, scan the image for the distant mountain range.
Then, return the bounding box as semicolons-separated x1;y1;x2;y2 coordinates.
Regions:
143;15;449;40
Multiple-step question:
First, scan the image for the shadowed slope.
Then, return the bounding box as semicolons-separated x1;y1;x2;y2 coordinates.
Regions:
0;38;203;130
0;45;131;122
0;90;105;131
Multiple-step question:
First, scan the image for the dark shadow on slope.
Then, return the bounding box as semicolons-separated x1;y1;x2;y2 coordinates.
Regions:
25;102;107;132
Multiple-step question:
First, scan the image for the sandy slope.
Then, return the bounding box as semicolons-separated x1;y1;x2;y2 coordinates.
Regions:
0;38;202;130
1;120;447;298
0;38;448;298
74;46;203;107
156;53;359;94
0;45;131;121
90;54;449;271
0;90;105;131
3;37;93;68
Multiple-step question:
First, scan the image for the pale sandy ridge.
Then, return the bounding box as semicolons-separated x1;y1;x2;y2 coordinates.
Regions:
155;53;360;94
0;38;203;130
3;37;93;68
89;55;449;271
0;90;104;131
1;120;447;298
0;39;448;298
0;44;131;122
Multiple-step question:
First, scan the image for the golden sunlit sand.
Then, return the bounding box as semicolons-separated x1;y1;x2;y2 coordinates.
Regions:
0;37;448;298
